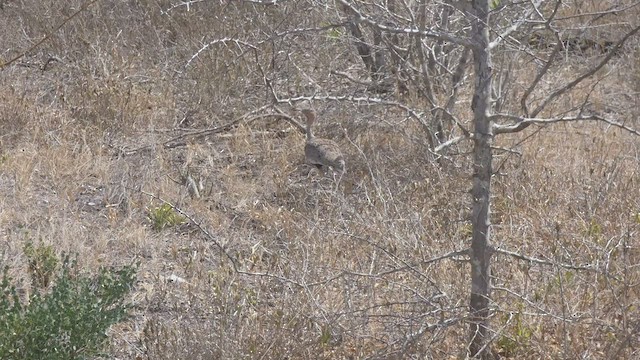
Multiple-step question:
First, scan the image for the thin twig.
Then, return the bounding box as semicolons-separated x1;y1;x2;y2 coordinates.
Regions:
494;246;597;272
1;0;101;69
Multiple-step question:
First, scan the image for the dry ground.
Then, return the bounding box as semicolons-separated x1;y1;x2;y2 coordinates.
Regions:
1;1;639;359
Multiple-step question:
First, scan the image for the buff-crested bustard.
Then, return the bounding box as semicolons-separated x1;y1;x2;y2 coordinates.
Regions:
297;108;345;177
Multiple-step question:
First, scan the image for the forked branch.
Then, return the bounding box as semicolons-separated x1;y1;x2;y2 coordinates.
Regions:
492;113;640;136
529;24;640;118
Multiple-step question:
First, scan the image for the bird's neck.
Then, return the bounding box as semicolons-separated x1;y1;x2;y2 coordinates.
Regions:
306;124;314;140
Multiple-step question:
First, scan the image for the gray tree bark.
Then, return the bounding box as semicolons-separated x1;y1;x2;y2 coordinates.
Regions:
468;0;493;358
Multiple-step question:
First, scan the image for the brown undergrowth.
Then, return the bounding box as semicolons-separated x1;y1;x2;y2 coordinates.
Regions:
1;1;638;359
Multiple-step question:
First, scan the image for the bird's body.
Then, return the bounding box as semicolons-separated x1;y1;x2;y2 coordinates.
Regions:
305;138;344;171
299;109;345;174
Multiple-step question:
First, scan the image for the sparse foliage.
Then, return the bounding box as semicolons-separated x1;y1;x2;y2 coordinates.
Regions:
0;255;136;360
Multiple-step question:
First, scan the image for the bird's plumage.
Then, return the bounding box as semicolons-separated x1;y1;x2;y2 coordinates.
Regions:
299;109;345;174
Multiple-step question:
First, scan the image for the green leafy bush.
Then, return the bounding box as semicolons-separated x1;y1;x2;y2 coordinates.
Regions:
0;255;136;360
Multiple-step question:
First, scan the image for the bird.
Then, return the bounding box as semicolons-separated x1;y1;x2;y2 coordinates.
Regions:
297;108;345;176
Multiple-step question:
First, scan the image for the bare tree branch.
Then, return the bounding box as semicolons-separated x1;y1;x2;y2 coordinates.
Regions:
554;1;640;21
530;24;640;118
493;287;588;321
0;0;101;70
185;38;257;68
494;246;598;272
161;0;206;14
434;134;472;153
492;113;640;136
488;0;543;50
184;23;350;69
519;31;564;117
337;0;475;48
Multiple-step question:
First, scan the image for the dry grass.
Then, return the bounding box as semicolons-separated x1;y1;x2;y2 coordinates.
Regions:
1;1;639;359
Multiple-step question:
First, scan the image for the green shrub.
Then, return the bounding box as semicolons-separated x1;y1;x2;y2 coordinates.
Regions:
0;255;136;360
23;241;59;289
148;203;186;231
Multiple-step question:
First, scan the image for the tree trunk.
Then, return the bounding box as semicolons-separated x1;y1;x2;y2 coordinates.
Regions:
468;0;494;358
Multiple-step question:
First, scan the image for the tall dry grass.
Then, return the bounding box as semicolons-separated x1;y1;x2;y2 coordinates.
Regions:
0;0;638;359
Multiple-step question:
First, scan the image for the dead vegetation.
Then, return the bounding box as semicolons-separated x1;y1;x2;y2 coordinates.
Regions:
0;0;639;359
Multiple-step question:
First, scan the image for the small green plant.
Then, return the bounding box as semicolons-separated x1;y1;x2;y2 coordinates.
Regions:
584;219;603;241
0;255;136;360
460;223;473;238
326;28;343;40
496;310;533;357
148;203;186;231
23;241;59;289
